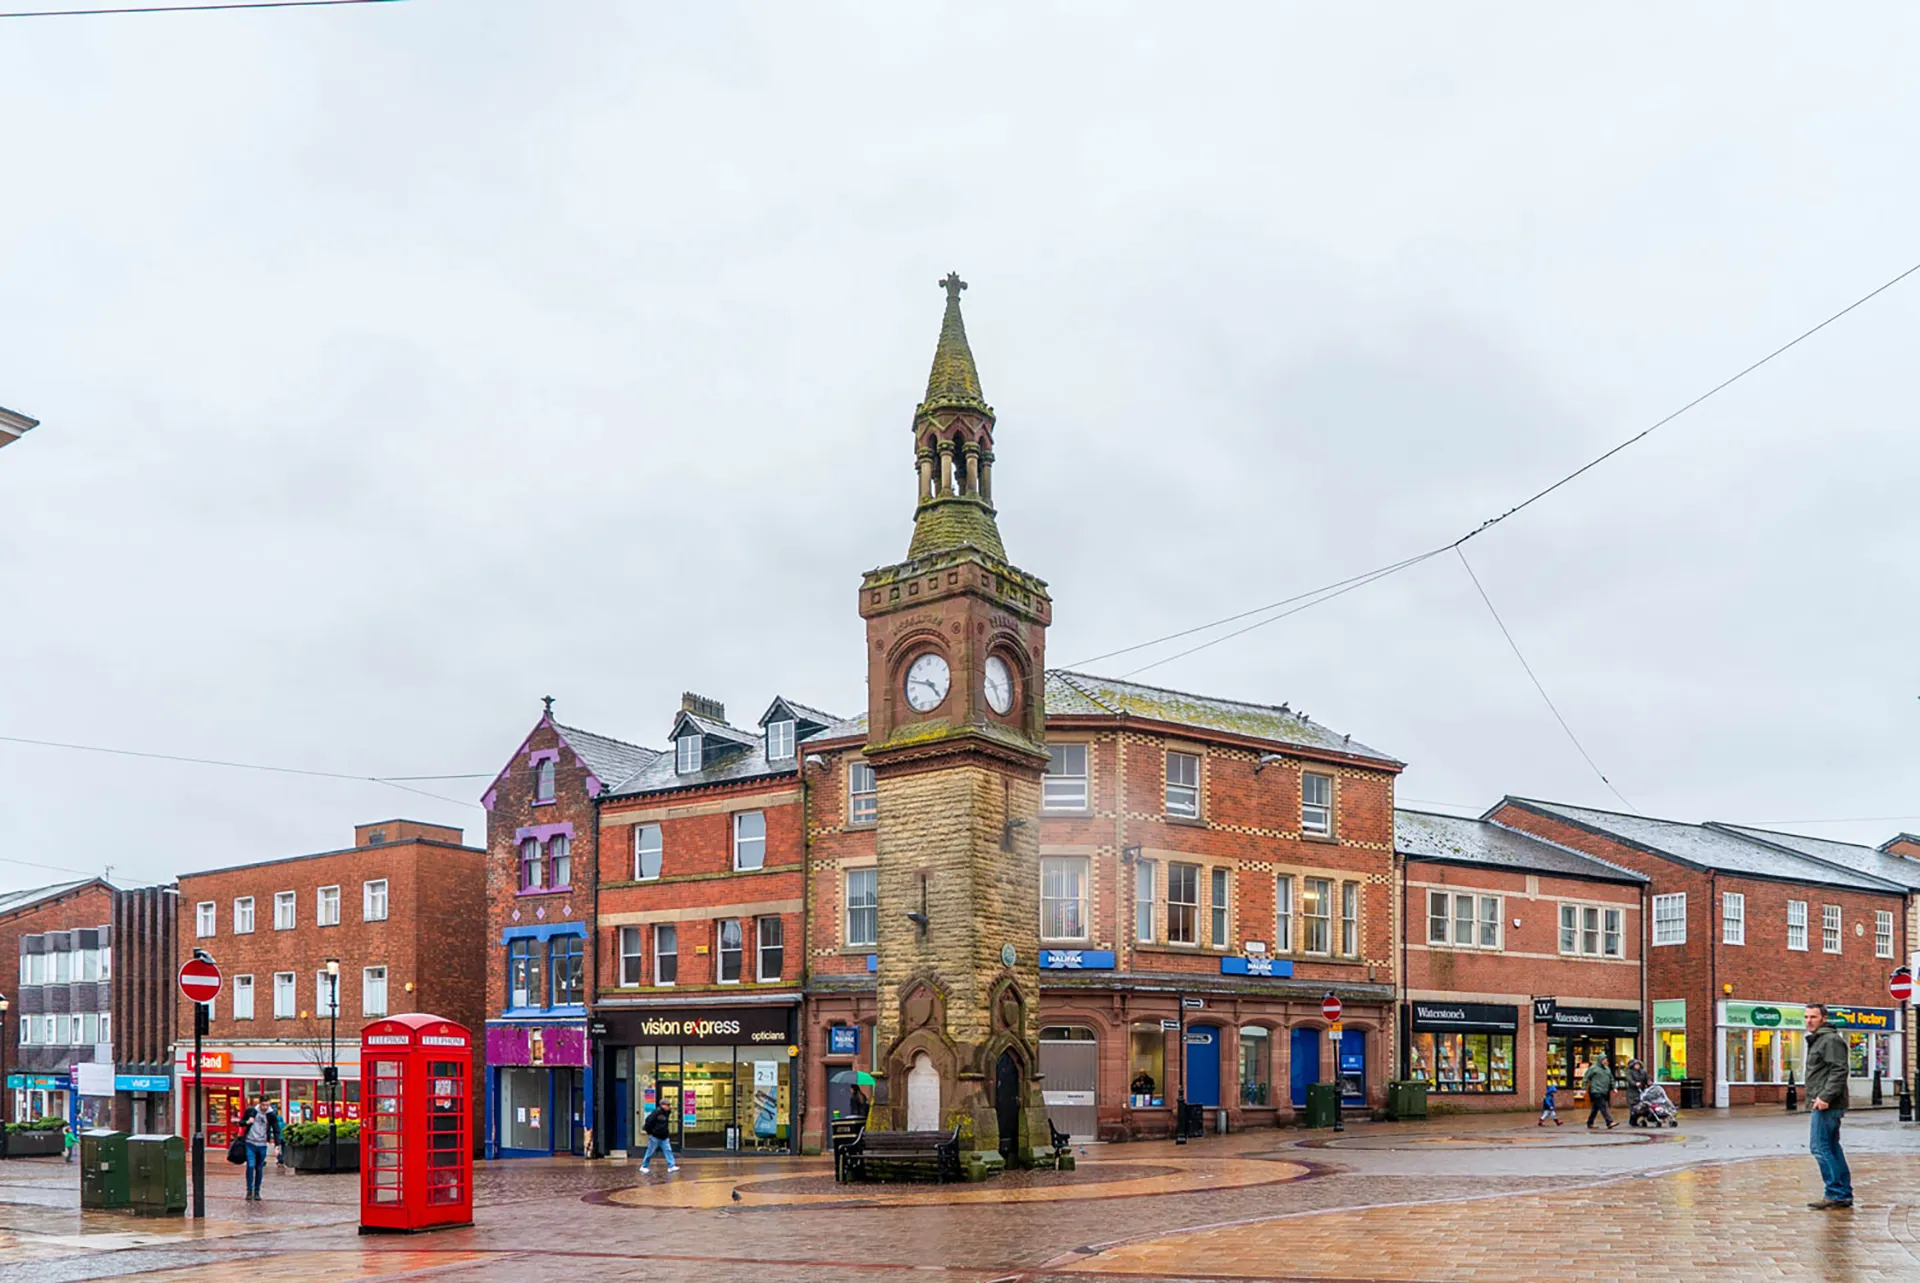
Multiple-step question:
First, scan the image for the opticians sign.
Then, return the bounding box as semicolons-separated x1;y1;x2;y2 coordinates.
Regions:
1722;1001;1804;1029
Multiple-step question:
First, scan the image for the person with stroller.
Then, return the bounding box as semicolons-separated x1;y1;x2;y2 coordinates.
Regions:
1582;1053;1617;1129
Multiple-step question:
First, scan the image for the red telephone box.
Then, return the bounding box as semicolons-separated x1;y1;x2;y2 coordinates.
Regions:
358;1013;473;1233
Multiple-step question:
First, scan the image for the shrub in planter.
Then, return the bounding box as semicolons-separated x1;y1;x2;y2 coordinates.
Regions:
4;1118;67;1156
282;1119;361;1173
283;1120;360;1147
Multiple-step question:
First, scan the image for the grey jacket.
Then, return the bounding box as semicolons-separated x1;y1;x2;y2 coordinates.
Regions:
1805;1025;1850;1111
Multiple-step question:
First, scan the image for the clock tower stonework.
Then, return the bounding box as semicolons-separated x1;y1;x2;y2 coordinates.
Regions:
860;274;1051;1160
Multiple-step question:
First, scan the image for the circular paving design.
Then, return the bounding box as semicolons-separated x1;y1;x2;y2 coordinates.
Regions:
1297;1127;1672;1151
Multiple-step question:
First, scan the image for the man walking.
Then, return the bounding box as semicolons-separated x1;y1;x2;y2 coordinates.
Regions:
1804;1003;1853;1209
1582;1053;1617;1129
238;1095;281;1201
638;1101;679;1175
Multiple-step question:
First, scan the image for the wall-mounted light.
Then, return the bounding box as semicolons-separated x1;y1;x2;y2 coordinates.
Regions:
404;981;415;994
1254;753;1286;774
804;754;827;771
1723;983;1734;995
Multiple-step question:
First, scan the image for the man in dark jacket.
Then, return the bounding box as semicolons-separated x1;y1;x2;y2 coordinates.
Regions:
1581;1055;1616;1129
238;1096;281;1201
639;1101;678;1175
1803;1003;1853;1209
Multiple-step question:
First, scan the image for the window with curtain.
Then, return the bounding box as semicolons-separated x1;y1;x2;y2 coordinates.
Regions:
718;919;744;982
1304;878;1332;954
1041;856;1089;941
317;885;341;926
362;967;388;1017
846;868;878;947
234;897;254;934
274;891;296;930
1276;875;1294;952
1167;863;1200;944
547;835;571;888
363;880;388;922
534;757;555;802
520;838;543;891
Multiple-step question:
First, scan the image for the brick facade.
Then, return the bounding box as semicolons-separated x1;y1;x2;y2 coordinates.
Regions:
2;880;117;1126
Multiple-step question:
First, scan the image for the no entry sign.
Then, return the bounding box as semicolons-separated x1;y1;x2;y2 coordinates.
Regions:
178;956;222;1004
1891;968;1913;1003
1322;992;1343;1023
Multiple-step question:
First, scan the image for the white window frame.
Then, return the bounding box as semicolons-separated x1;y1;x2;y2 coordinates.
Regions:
848;762;878;826
233;897;254;935
1431;891;1501;950
233;974;255;1021
717;918;744;983
618;925;643;986
653;924;677;986
362;966;388;1017
1787;899;1808;951
1211;867;1231;951
195;901;216;938
756;916;784;982
1135;859;1157;944
273;971;296;1019
274;890;296;930
1301;772;1334;837
363;879;389;922
1344;879;1363;956
1303;877;1333;955
1822;904;1842;954
1652;893;1686;946
633;824;663;881
1721;892;1745;945
733;810;767;871
1876;909;1895;959
845;867;878;948
1604;907;1623;958
317;885;341;928
676;735;701;774
1043;744;1089;812
1275;875;1294;952
1166;862;1200;945
534;756;556;803
1434;891;1455;947
765;719;795;761
1041;856;1090;942
1165;751;1200;820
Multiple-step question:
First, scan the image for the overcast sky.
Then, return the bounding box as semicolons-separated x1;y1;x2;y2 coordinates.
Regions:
3;2;1918;893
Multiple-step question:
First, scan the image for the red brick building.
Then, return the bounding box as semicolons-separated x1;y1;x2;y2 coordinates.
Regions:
1492;800;1908;1108
171;820;485;1152
1395;810;1646;1113
4;879;116;1127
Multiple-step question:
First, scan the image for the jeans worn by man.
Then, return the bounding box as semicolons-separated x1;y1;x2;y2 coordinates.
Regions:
1803;1005;1853;1209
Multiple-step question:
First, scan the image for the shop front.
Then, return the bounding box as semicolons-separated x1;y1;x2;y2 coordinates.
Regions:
170;1045;363;1150
1545;1004;1641;1089
1825;1005;1903;1099
485;1020;589;1157
598;1003;797;1155
1402;1002;1519;1097
1715;1001;1808;1107
1652;1000;1688;1084
7;1072;68;1125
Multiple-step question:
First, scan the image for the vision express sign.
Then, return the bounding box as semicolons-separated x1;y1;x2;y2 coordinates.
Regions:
599;1006;792;1047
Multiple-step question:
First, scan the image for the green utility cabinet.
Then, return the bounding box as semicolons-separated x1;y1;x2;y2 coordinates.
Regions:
128;1134;187;1217
1387;1081;1429;1121
1304;1082;1341;1129
80;1130;131;1209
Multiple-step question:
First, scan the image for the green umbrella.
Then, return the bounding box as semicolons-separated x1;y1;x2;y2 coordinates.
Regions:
830;1069;876;1086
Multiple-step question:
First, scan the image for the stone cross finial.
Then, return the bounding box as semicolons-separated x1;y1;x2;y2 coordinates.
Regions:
541;695;555;718
940;271;967;301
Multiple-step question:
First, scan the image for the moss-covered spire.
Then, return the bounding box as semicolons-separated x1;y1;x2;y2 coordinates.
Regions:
907;273;1005;561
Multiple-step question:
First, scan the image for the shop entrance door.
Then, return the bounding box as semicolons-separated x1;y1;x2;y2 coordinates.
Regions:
1290;1028;1321;1108
1038;1031;1098;1142
1184;1026;1220;1107
203;1081;246;1151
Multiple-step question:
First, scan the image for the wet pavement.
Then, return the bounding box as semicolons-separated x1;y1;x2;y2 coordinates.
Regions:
2;1108;1915;1281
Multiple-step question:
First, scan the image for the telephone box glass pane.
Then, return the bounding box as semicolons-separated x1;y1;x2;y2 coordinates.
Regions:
369;1059;403;1203
427;1060;466;1205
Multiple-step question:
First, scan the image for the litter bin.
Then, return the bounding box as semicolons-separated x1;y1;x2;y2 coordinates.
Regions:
1304;1082;1340;1129
1179;1102;1206;1138
1679;1078;1705;1111
80;1130;130;1210
127;1134;187;1217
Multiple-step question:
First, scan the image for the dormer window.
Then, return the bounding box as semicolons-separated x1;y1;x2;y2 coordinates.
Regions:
766;720;795;761
676;735;702;774
534;758;556;803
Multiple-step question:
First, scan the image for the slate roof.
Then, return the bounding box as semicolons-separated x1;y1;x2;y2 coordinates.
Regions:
1500;799;1906;894
0;878;96;918
1395;810;1646;884
1711;824;1920;893
1045;670;1399;764
802;713;868;745
1881;833;1920;854
606;696;848;797
550;722;660;791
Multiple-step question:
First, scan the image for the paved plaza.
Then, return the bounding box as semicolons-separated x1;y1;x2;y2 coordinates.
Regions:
3;1109;1918;1282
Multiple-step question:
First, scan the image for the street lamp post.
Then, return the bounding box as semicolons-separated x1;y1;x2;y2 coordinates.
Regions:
324;960;340;1176
1;991;10;1162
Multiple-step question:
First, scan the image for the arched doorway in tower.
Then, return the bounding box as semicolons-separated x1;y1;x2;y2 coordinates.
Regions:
906;1054;940;1132
994;1048;1023;1158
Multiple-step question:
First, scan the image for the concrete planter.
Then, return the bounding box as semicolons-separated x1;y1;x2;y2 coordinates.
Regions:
4;1130;65;1157
284;1142;359;1174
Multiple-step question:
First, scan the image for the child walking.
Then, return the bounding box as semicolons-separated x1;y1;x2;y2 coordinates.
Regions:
1539;1082;1563;1126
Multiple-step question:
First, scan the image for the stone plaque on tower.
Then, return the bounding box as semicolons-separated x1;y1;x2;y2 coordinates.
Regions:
859;274;1052;1162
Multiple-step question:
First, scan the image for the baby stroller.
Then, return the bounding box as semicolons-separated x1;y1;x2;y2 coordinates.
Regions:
1629;1082;1678;1127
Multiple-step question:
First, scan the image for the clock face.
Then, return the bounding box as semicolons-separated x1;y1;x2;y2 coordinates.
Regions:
984;655;1014;715
903;652;951;712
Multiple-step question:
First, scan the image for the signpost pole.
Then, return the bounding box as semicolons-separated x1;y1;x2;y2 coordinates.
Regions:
1175;994;1187;1146
192;1000;205;1219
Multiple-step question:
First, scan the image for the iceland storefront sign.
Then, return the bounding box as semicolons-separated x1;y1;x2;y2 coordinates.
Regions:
1220;956;1294;978
1040;950;1117;970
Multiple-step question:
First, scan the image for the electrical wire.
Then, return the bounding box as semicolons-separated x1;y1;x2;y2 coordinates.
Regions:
0;0;402;17
1455;546;1634;812
1063;256;1920;674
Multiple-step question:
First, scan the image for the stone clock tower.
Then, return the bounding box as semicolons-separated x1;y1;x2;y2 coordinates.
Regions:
861;274;1051;1161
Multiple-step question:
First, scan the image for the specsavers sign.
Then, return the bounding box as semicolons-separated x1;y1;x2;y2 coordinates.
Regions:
1723;1002;1803;1029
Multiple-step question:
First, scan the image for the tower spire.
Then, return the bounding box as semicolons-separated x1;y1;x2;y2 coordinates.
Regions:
907;273;1005;561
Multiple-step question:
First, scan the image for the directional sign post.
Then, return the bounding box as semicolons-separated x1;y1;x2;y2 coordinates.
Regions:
179;955;221;1220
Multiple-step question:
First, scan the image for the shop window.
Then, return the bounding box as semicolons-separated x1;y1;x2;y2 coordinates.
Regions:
1135;859;1157;944
275;890;296;930
317;885;341;927
1344;881;1362;956
508;939;543;1009
1876;910;1895;959
362;966;388;1018
633;824;663;881
1303;878;1333;954
233;974;254;1021
1043;744;1088;811
1165;751;1200;819
1822;904;1842;953
848;762;878;825
618;926;643;986
1410;1031;1516;1093
845;868;878;947
534;757;556;803
654;925;677;986
234;897;255;935
1656;1029;1687;1083
547;835;571;888
1301;772;1333;836
1652;893;1686;946
549;936;584;1005
1787;900;1808;951
1211;868;1231;950
196;901;216;938
733;811;767;871
1721;892;1745;945
1167;863;1200;944
1275;875;1294;952
1041;856;1089;941
273;972;296;1019
718;919;744;983
1238;1027;1270;1106
363;880;388;922
1780;1029;1805;1083
756;916;784;981
1753;1027;1776;1083
765;718;795;761
1724;1028;1750;1083
1128;1024;1166;1106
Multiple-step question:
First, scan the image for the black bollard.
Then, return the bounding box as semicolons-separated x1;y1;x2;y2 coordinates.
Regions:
1898;1083;1912;1123
1872;1069;1883;1107
1785;1071;1798;1113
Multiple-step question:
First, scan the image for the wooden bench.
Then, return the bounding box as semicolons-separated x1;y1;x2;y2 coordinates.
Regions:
837;1126;962;1184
